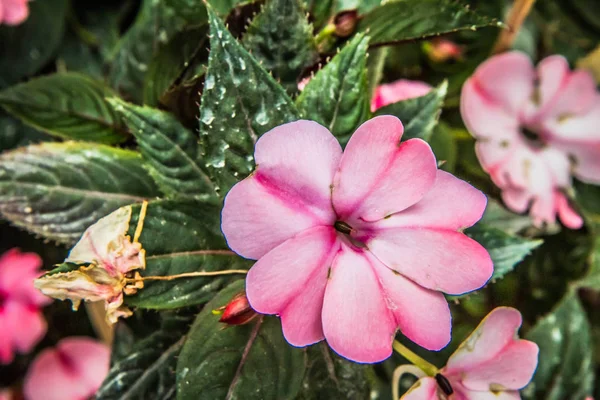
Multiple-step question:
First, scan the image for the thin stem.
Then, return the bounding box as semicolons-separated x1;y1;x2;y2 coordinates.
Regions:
126;269;248;283
391;364;427;400
133;201;148;243
392;340;439;377
492;0;536;54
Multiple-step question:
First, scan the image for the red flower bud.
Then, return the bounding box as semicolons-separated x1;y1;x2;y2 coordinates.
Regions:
218;292;258;326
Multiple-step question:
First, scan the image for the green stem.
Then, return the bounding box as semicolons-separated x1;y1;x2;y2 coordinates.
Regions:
392;340;439;377
314;23;336;48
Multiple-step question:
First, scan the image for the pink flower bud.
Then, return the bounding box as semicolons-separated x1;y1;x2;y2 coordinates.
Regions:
219;292;258;326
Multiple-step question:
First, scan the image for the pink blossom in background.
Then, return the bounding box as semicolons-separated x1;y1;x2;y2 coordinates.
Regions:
402;307;539;400
221;116;493;363
371;79;433;111
0;0;30;26
24;337;110;400
461;51;600;229
0;389;12;400
425;38;464;63
0;248;49;364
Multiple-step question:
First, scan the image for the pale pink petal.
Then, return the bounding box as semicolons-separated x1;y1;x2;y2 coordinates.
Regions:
2;0;29;25
474;137;520;171
534;55;569;115
24;337;110;400
322;245;395;363
501;188;531;214
372;170;487;231
246;226;338;345
530;195;557;227
454;385;521;400
400;377;438;400
555;192;583;229
540;147;571;188
367;229;492;295
537;69;597;122
371;79;432;111
544;99;600;142
333;116;437;222
369;253;451;350
552;140;600;184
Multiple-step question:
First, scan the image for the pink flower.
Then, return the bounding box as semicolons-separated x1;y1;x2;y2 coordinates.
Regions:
0;248;49;364
0;389;13;400
402;307;539;400
221;116;493;363
461;51;600;229
371;79;433;111
24;337;110;400
0;0;30;26
425;38;464;63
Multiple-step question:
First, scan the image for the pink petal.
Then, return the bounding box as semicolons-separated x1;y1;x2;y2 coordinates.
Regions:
534;55;569;114
540;148;571;188
454;386;521;400
371;79;432;111
0;300;46;364
245;226;339;346
555;192;583;229
367;229;492;295
544;98;600;142
2;0;29;25
369;253;451;350
551;139;600;184
501;188;531;213
474;137;520;171
0;389;12;400
322;244;395;363
372;170;487;231
537;69;597;122
0;249;48;305
400;377;438;400
24;337;110;400
333;116;437;222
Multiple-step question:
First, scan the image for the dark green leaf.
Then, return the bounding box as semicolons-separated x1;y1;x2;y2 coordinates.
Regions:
0;111;53;152
124;200;252;309
242;0;318;93
166;0;258;22
302;0;334;29
296;34;369;143
0;73;128;144
375;80;447;141
199;6;299;195
0;142;158;244
297;343;371;399
572;0;600;31
176;281;306;400
356;0;502;46
479;198;532;235
0;0;68;88
524;292;594;400
428;122;457;173
108;99;215;199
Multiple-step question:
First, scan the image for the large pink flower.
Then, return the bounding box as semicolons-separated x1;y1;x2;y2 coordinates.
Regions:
221;116;493;363
0;248;49;364
0;0;29;26
24;337;110;400
371;79;433;111
461;51;600;229
402;307;539;400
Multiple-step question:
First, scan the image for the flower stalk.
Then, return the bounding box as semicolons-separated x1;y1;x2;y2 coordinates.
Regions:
392;340;439;377
492;0;536;54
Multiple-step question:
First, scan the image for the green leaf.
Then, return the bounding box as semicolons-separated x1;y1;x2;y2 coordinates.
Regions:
302;0;334;29
296;34;369;143
466;224;542;282
375;80;447;141
0;142;159;244
166;0;258;22
0;111;53;152
97;311;195;400
479;198;532;235
0;73;128;144
242;0;318;94
199;6;299;195
108;0;184;103
124;200;252;309
108;99;215;199
0;0;68;88
524;292;594;400
297;344;371;399
356;0;502;46
428;122;457;173
176;281;306;400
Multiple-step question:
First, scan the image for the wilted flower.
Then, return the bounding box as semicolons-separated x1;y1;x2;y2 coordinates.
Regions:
371;79;433;111
218;292;259;326
0;248;49;364
461;51;600;229
402;307;539;399
35;206;146;324
221;116;492;363
24;337;110;400
0;0;30;26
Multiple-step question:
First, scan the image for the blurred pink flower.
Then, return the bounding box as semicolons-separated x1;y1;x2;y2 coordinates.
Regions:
221;116;492;363
402;307;539;400
24;337;110;400
0;0;30;26
425;38;464;63
0;389;13;400
0;248;49;364
371;79;432;111
461;51;600;229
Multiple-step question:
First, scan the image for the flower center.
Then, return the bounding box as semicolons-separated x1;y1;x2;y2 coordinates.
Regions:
334;220;353;234
435;373;454;396
520;126;546;149
0;288;7;311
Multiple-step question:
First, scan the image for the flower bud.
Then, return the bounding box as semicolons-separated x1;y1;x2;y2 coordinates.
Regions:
424;38;464;63
219;292;258;326
334;10;358;38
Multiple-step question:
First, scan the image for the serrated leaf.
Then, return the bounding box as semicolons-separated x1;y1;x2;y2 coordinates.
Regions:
296;34;369;143
176;280;305;400
524;292;594;400
302;0;334;29
242;0;318;94
124;200;252;309
0;142;159;244
0;73;128;144
356;0;502;46
375;80;447;141
108;99;215;199
479;198;532;235
297;344;371;399
0;0;68;88
199;6;299;194
165;0;257;22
